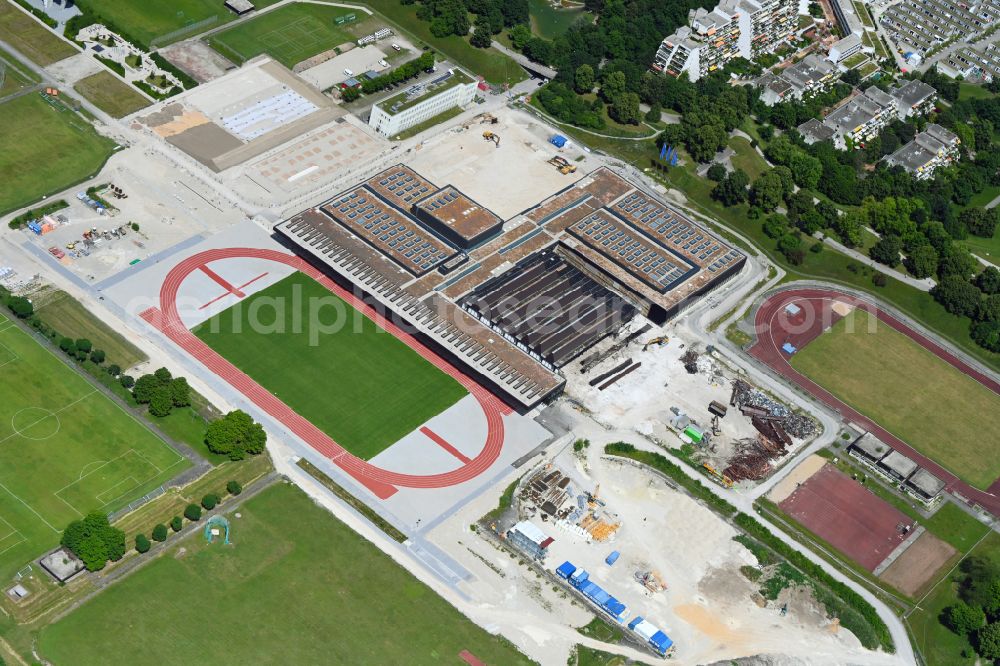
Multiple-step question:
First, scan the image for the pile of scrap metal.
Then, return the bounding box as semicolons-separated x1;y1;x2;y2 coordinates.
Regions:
522;467;575;520
680;350;700;374
730;379;817;438
723;437;778;481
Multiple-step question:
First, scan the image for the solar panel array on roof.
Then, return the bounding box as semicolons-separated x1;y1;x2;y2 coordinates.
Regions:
569;211;694;292
322;187;455;275
372;168;434;205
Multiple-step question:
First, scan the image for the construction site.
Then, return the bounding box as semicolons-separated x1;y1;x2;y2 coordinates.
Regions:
561;327;819;488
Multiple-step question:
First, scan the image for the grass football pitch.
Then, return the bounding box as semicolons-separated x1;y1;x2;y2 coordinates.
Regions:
38;483;532;665
194;272;466;460
0;1;76;66
207;3;358;69
791;309;1000;489
0;320;188;579
0;93;116;215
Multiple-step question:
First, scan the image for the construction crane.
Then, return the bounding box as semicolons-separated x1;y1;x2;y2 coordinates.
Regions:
482;131;500;147
642;336;669;351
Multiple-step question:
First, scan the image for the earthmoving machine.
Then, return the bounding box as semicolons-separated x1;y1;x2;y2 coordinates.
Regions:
482;131;500;147
547;156;577;174
702;463;734;488
642;336;669;351
479;113;498;124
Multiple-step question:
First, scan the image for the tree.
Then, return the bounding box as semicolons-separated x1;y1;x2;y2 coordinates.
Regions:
132;374;159;403
751;170;785;212
120;374;135;390
644;103;661;123
170;516;183;532
712;169;750;206
7;296;32;318
869;235;903;267
789;152;823;190
508;23;531;50
59;337;75;354
978;266;1000;295
148;388;173;417
170;377;191;407
938;245;980;280
978;622;1000;660
89;349;105;364
980;294;1000;323
153;367;172;383
972;320;1000;352
340;86;360;103
135;534;151;554
202;493;220;511
75;339;92;354
470;22;492;48
599;71;626;103
152;523;168;542
107;364;121;377
574;64;595;94
609;92;641;125
60;511;126;572
227;480;243;495
905;243;939;279
931;275;983;318
205;410;267;461
707;163;727;182
184;504;202;521
961;207;999;238
944;602;986;636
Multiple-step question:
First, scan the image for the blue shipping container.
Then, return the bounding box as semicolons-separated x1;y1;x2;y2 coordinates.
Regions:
605;551;620;566
556;561;577;579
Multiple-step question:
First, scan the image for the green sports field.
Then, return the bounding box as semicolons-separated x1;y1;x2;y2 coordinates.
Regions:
0;92;116;215
38;483;531;664
194;273;466;460
0;318;188;579
791;309;1000;489
206;3;359;69
73;0;280;47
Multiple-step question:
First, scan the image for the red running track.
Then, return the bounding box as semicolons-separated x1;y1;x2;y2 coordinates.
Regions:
750;288;1000;515
141;247;513;500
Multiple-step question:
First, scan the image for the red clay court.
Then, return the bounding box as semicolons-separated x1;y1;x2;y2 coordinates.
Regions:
779;464;912;571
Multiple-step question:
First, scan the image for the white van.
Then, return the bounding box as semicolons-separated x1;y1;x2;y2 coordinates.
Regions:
391;43;401;51
344;68;354;77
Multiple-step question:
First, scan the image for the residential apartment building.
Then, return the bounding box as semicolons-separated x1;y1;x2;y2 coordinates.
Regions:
796;81;938;148
940;43;1000;83
758;54;838;105
880;0;1000;60
885;123;960;179
368;69;476;138
652;0;797;81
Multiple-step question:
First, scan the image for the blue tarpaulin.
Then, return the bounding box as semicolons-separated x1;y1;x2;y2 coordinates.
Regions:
782;342;797;355
550;134;567;148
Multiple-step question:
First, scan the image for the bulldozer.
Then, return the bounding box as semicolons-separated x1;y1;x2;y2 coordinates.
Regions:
642;336;669;351
483;130;500;147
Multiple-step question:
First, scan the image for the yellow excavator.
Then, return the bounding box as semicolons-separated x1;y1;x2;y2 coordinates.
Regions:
642;335;669;351
483;131;500;147
547;156;577;174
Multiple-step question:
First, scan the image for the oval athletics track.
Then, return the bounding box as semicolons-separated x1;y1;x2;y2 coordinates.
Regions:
141;247;510;500
748;287;1000;513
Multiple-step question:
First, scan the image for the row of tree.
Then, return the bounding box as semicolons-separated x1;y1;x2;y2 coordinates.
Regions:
135;482;242;554
942;555;1000;659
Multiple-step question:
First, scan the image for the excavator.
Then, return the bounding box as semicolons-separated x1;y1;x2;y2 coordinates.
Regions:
483;131;500;147
642;335;669;351
479;113;499;124
547;156;577;174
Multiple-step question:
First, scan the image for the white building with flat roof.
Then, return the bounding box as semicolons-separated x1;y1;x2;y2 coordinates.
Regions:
368;68;476;138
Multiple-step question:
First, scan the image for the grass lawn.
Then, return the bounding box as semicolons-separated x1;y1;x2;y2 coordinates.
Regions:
572;644;627;666
353;0;527;84
0;321;188;580
959;82;993;101
33;289;146;369
391;104;465;140
194;273;466;459
73;0;280;47
906;531;1000;666
791;309;1000;489
922;502;991;553
0;1;76;65
729;136;769;181
37;483;532;665
0;45;38;97
961;232;1000;264
72;71;149;118
0;92;116;215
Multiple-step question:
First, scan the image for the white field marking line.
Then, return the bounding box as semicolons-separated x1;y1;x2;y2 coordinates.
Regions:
0;337;20;369
53;492;84;520
0;511;21;542
0;483;60;533
97;457;185;509
54;448;144;497
77;458;109;480
0;534;26;558
0;389;95;447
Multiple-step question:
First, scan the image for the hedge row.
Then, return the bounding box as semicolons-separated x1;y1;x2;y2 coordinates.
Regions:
8;199;68;230
734;513;894;652
95;54;125;77
12;0;57;28
149;52;198;90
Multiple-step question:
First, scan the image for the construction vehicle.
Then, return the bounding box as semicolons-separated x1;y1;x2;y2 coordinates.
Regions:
634;570;667;593
586;483;606;507
482;131;500;147
65;242;76;250
702;463;734;488
479;113;498;124
642;336;669;351
547;156;577;174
